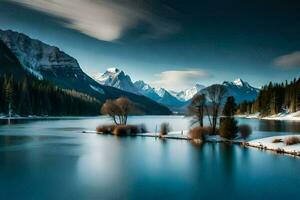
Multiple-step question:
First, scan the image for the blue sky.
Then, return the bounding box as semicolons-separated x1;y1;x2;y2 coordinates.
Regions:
0;0;300;91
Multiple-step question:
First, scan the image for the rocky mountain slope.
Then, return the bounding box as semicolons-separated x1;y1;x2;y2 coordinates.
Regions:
93;68;139;94
0;39;26;78
172;84;205;101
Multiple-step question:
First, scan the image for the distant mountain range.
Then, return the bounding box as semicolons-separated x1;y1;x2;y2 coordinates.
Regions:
0;29;171;115
93;68;260;111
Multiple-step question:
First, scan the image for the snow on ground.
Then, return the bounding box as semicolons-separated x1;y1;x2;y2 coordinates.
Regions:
247;135;300;156
235;112;260;119
236;111;300;121
263;111;300;121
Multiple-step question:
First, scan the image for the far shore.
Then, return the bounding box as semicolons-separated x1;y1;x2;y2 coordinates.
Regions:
235;111;300;121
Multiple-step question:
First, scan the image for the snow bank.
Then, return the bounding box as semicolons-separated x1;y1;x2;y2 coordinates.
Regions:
247;135;300;156
263;111;300;121
236;111;300;121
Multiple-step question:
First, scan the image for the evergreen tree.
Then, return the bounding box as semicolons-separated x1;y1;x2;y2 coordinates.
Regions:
219;117;238;139
3;75;14;115
237;77;300;116
18;78;32;116
222;96;236;117
220;96;238;139
0;74;101;116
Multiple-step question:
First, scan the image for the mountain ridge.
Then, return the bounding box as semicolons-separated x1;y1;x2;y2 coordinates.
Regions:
92;68;259;111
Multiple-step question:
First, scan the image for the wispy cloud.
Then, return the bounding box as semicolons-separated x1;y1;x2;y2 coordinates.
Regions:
151;70;211;91
10;0;179;42
273;51;300;69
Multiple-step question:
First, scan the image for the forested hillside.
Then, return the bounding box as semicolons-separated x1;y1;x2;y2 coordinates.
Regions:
0;39;101;116
237;78;300;116
0;75;101;116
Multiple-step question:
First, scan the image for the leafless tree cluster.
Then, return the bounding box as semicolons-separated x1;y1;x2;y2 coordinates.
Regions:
188;94;206;127
206;85;227;134
101;97;135;125
188;85;227;135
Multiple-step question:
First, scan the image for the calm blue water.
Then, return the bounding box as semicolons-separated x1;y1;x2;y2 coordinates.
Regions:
0;116;299;199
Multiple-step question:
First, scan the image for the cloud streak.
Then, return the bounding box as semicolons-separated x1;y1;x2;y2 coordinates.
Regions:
10;0;179;42
274;51;300;69
151;70;211;91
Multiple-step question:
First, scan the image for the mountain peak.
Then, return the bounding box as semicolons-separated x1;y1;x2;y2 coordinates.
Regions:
93;67;138;94
134;80;152;90
233;78;245;86
155;88;167;97
173;83;205;101
107;67;120;73
223;78;251;88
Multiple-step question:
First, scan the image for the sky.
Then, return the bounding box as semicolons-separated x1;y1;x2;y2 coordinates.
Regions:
0;0;300;91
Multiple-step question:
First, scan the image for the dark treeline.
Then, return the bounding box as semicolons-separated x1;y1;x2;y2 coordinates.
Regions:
237;78;300;116
0;74;101;116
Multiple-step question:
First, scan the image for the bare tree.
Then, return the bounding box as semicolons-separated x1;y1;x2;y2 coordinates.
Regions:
188;94;206;127
206;85;227;134
101;97;135;125
114;97;134;125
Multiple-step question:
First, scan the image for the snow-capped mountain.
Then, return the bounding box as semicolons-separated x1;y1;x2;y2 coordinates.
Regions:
222;78;259;103
93;68;138;94
132;79;185;107
174;84;205;101
0;29;84;81
0;29;104;96
198;78;259;104
92;69;185;108
154;88;184;107
134;80;161;101
92;67;259;110
0;29;171;115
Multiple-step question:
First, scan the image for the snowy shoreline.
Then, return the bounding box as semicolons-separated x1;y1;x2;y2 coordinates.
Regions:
89;130;300;157
246;135;300;157
236;111;300;121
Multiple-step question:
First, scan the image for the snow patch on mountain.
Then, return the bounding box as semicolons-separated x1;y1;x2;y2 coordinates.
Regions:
93;68;138;94
222;78;259;103
89;85;105;94
154;88;185;107
25;67;43;80
0;29;85;80
134;80;161;101
233;78;244;87
174;84;205;101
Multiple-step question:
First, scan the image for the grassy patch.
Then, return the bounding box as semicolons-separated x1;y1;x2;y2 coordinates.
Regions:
272;138;283;143
285;136;300;146
189;126;210;141
160;123;170;137
96;124;140;136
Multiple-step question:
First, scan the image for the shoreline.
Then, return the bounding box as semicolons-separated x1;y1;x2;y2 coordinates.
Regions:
89;130;300;157
236;111;300;121
245;135;300;157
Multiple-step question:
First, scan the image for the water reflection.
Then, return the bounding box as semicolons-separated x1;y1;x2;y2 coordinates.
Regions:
0;117;299;199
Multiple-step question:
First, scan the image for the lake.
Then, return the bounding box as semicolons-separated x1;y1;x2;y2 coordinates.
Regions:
0;116;300;199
